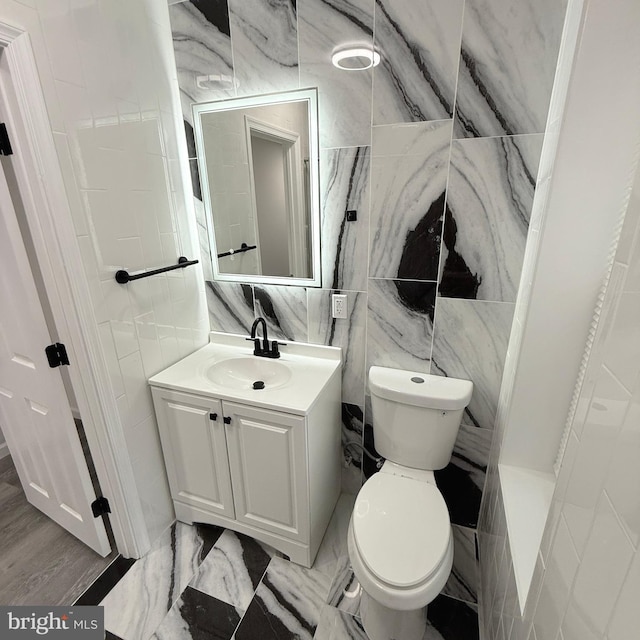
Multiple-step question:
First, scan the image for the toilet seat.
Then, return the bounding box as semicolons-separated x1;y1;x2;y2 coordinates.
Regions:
352;473;450;588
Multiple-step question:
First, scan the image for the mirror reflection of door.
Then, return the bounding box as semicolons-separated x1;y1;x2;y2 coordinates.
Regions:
194;89;319;285
246;116;309;278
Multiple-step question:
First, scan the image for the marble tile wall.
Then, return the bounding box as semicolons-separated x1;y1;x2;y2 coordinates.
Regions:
169;0;567;609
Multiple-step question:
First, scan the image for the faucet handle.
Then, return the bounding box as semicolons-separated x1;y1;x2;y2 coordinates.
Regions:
268;340;284;359
245;337;262;355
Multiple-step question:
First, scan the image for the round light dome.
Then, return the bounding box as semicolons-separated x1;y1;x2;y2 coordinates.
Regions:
331;48;380;71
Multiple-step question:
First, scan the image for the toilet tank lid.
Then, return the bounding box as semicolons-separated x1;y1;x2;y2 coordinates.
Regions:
369;367;473;410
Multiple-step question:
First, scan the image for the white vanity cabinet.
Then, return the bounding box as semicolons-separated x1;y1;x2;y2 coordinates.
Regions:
148;335;342;568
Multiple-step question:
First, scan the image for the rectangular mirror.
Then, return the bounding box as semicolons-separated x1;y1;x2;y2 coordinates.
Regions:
193;88;321;287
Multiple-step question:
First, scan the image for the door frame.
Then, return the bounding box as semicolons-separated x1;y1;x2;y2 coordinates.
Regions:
0;22;149;558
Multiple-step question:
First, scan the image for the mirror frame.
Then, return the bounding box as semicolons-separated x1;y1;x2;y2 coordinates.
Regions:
192;88;321;287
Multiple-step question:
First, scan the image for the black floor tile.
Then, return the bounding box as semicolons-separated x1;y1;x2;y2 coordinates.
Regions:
153;586;241;640
74;556;136;605
427;594;479;640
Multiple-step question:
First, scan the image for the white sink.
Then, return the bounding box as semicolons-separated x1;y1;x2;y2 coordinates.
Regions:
149;333;341;415
206;357;292;390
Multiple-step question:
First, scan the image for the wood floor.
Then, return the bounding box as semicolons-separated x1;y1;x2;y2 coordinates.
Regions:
0;454;117;606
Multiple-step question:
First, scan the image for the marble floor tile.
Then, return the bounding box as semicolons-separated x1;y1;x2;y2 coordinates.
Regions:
366;278;436;372
228;0;299;96
189;529;275;611
326;565;362;617
373;0;464;125
234;557;329;640
430;297;515;431
313;606;367;640
369;122;451;281
152;586;241;640
101;522;221;640
425;594;479;640
440;135;543;302
320;147;370;293
74;556;136;606
453;0;566;138
254;284;308;342
307;290;367;407
313;493;356;587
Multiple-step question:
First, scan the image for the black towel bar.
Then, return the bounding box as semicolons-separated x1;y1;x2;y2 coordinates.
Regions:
217;243;257;259
115;257;199;284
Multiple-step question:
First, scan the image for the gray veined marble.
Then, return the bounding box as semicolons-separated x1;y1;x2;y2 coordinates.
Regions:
314;605;367;640
307;290;366;407
235;556;329;640
320;147;370;292
366;278;436;372
431;297;514;431
440;134;543;302
443;525;479;604
298;0;374;61
369;121;452;281
206;281;256;334
372;0;464;125
451;424;492;495
101;522;215;640
254;284;308;341
298;0;374;149
340;404;364;494
190;529;275;611
453;0;567;138
301;64;372;149
169;1;236;106
228;0;299;96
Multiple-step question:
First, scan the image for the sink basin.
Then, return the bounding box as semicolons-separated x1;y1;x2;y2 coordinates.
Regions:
206;357;292;390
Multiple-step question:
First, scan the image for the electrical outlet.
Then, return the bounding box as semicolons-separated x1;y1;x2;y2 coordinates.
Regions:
332;294;348;319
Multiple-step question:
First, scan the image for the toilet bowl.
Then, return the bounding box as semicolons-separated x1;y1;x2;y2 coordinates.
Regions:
348;464;454;640
348;367;472;640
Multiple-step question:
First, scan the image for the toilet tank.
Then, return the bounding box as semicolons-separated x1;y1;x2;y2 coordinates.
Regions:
369;367;473;470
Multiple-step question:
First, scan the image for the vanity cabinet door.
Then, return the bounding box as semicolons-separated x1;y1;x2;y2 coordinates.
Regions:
152;388;235;519
223;401;308;542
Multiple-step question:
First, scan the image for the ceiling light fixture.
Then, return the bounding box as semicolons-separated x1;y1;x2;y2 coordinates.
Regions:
331;48;380;71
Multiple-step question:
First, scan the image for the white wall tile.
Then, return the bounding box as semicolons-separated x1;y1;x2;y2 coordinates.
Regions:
607;552;640;640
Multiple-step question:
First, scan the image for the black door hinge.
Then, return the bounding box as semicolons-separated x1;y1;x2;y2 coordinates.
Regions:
45;343;70;368
0;123;13;156
91;496;111;518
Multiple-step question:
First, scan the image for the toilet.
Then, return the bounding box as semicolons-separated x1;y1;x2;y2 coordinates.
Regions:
348;366;473;640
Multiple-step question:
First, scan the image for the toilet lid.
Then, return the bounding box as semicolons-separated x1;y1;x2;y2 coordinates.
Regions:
352;473;450;588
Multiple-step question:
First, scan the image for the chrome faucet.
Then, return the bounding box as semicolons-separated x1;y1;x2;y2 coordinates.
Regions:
247;317;282;358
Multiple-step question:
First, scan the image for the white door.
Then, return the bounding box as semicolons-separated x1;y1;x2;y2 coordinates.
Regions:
224;401;308;541
0;160;110;556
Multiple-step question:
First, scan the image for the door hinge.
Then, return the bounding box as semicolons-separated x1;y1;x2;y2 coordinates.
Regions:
91;496;111;518
0;123;13;156
223;416;231;424
45;342;70;368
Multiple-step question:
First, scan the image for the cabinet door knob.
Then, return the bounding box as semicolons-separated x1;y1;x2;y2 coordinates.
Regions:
223;416;232;424
209;413;218;421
